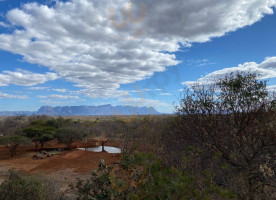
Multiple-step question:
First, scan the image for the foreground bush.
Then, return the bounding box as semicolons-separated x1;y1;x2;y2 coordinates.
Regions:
71;151;235;200
0;170;61;200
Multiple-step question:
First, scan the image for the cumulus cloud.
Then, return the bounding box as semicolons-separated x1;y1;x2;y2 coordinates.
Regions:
182;57;276;86
0;0;275;97
0;91;28;99
0;22;9;28
0;69;58;86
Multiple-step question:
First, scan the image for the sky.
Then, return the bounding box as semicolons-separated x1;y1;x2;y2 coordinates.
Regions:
0;0;276;113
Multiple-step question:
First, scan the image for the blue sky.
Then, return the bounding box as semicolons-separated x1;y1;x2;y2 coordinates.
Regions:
0;0;276;113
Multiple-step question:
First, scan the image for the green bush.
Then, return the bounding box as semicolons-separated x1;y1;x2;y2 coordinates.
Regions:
0;170;60;200
71;151;235;200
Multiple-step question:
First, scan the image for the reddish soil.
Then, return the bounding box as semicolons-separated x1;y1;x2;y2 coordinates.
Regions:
0;140;122;175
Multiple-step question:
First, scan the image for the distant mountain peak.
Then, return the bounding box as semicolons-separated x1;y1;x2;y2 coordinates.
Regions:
0;105;162;116
29;104;160;116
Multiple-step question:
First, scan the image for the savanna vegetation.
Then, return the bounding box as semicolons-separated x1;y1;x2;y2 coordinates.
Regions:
0;170;62;200
0;72;276;199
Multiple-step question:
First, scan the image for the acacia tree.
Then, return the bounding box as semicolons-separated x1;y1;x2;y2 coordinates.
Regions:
23;120;56;149
56;126;87;150
165;72;276;199
0;136;29;157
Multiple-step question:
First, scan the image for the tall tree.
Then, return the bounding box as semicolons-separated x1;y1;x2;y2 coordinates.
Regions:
0;116;28;136
0;136;29;157
56;126;87;150
23;120;56;149
165;72;276;199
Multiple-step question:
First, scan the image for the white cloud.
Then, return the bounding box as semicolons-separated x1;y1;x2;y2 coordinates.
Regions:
52;88;67;93
28;87;68;93
182;57;276;86
0;69;58;86
144;88;152;91
0;0;275;98
0;22;9;28
40;99;77;105
37;94;80;99
129;90;143;93
160;93;172;96
27;86;49;90
0;91;28;99
267;85;276;92
186;59;217;67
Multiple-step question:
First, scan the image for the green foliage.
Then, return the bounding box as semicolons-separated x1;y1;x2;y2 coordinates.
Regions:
73;165;113;200
23;117;91;150
23;120;57;149
0;135;29;146
71;151;235;200
0;170;60;200
56;126;87;150
55;117;73;128
216;72;268;112
0;135;29;157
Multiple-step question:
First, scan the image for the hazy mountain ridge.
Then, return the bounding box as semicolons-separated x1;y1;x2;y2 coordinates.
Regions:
0;104;161;116
0;111;33;116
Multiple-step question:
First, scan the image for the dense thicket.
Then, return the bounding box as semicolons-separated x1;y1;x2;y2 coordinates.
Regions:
0;170;61;200
163;73;276;199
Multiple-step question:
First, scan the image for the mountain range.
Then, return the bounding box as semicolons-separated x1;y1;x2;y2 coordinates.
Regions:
0;104;161;116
